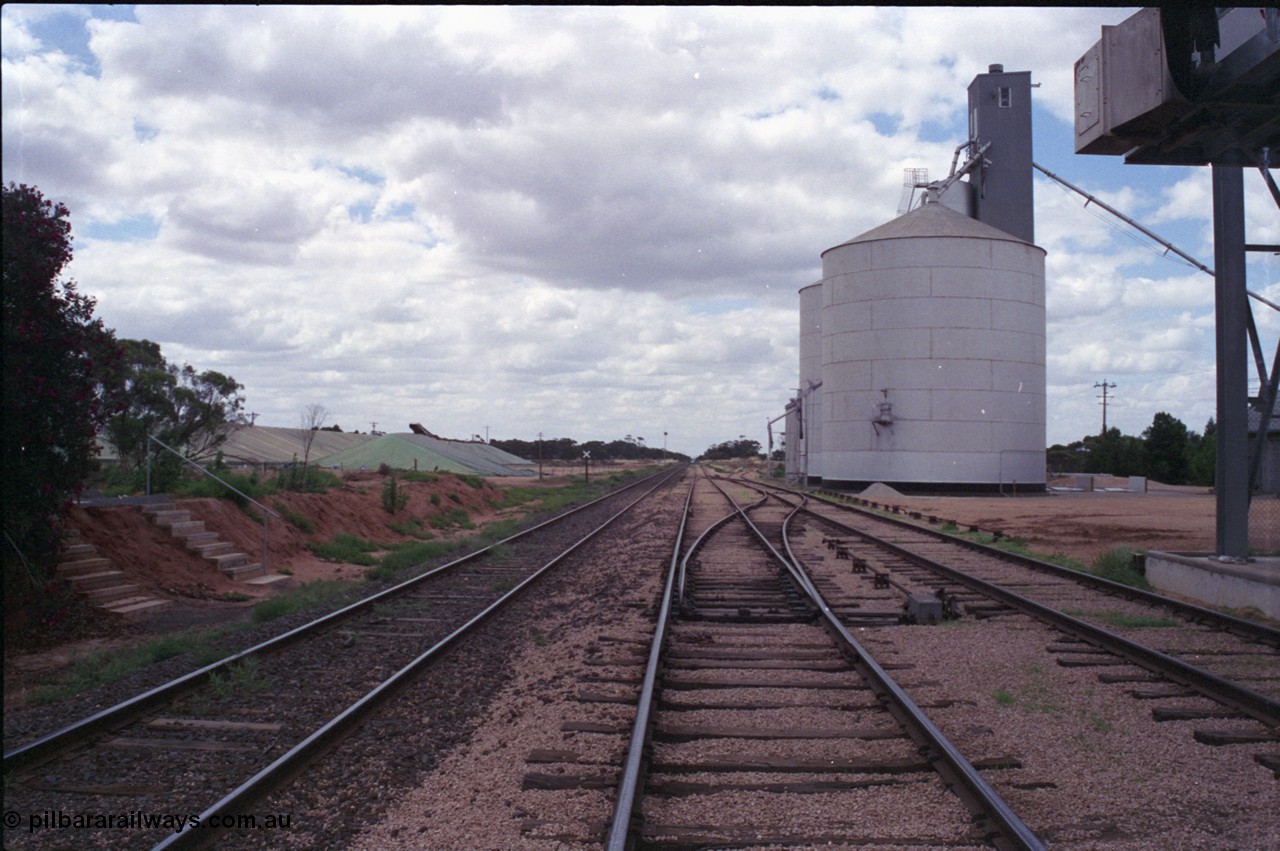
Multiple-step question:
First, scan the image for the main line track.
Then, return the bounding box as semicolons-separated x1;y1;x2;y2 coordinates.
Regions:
3;465;685;850
608;469;1042;849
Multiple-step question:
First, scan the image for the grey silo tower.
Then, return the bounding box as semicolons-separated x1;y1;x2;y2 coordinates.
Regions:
967;65;1034;244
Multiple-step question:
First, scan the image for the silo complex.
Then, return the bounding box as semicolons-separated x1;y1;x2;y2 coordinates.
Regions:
786;65;1047;492
810;200;1046;491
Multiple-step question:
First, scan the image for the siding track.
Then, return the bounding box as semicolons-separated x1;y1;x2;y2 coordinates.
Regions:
768;485;1280;725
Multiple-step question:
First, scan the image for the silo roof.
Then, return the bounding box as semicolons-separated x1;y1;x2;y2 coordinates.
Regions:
826;200;1038;254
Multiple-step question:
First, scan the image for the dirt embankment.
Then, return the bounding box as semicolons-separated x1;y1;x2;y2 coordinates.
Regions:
65;471;522;602
844;476;1216;566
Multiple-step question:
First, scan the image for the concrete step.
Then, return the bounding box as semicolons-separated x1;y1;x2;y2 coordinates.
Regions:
244;573;291;586
221;562;264;580
56;557;112;578
140;502;179;515
167;521;207;537
85;583;140;603
189;541;235;558
184;531;220;545
66;570;128;591
148;510;192;527
61;543;96;559
102;597;174;619
210;552;248;569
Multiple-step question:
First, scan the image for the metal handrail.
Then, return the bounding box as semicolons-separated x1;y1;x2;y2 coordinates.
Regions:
147;434;281;572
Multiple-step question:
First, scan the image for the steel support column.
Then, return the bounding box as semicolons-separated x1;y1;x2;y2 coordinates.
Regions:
1212;164;1249;558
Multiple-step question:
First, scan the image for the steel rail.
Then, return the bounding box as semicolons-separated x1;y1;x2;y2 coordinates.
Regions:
4;465;684;772
800;503;1280;728
156;463;685;850
771;494;1045;851
611;473;1041;850
677;482;768;612
802;485;1280;647
605;471;696;850
607;473;790;849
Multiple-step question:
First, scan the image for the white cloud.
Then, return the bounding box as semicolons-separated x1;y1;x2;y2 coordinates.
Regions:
3;5;1254;454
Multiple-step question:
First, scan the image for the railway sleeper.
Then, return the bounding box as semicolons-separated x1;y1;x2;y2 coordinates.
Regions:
652;722;907;742
638;823;987;850
646;773;926;796
1151;705;1249;722
1193;727;1280;745
522;770;618;791
651;754;932;774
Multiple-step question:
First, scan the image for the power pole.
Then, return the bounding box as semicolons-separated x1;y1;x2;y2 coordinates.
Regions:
1094;380;1117;434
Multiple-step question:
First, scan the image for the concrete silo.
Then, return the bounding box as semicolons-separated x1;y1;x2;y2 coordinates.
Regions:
815;199;1045;491
790;282;824;482
786;65;1047;492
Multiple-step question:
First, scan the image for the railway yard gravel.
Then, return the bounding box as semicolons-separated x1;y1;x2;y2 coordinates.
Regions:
6;469;1276;850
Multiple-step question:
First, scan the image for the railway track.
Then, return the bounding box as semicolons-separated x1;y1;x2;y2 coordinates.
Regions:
609;470;1041;849
3;465;684;850
741;477;1279;846
765;484;1280;726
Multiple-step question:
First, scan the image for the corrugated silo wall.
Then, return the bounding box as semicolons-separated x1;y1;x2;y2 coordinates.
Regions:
818;229;1046;491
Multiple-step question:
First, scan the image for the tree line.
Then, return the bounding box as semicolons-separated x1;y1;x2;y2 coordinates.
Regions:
3;183;245;627
1047;412;1215;486
490;434;689;463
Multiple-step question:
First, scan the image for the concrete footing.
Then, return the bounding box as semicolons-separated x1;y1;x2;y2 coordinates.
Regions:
1145;551;1279;620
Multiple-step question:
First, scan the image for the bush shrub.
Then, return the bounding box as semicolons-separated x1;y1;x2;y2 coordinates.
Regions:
382;475;409;514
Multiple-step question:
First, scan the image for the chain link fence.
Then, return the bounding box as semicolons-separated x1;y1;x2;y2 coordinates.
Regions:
1248;492;1280;556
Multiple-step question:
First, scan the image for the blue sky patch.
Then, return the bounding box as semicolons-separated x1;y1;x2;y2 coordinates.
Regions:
81;213;160;242
24;5;137;78
337;164;385;186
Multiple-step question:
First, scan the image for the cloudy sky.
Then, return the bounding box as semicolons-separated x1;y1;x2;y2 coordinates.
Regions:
4;6;1277;457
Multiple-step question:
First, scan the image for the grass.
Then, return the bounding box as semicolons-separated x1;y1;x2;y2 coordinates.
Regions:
273;501;315;533
307;533;381;566
175;471;270;505
217;591;252;603
940;525;1149;586
992;688;1015;706
990;537;1082;570
387;516;434;540
1086;546;1151;589
479;522;522;545
30;630;223;703
492;479;604;514
366;539;468;582
207;657;269;699
428;507;474;531
250;579;352;623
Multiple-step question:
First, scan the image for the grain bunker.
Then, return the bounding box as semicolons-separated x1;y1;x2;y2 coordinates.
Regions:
785;66;1046;493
